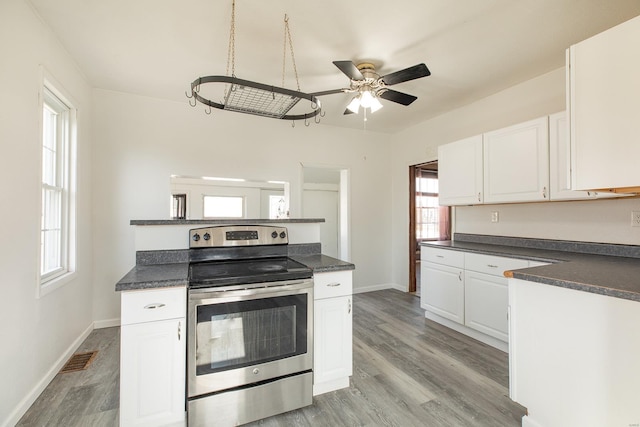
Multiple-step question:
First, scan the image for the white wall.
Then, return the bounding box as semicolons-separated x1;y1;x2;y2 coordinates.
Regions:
91;89;393;323
0;1;94;424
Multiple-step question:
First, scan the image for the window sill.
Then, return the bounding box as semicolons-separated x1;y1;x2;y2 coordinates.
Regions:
38;270;77;298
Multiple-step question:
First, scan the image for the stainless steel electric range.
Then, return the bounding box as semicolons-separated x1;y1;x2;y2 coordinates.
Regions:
186;225;313;426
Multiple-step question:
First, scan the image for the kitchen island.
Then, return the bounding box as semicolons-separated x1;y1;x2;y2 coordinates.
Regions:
421;233;640;427
115;219;355;427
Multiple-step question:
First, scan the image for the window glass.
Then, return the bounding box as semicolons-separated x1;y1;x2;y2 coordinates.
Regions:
203;196;244;218
40;84;75;285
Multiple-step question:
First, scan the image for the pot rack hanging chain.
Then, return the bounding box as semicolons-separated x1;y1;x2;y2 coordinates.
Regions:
224;0;237;98
282;14;300;91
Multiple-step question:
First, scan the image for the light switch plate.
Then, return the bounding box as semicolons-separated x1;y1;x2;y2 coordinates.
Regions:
632;211;640;227
491;211;499;223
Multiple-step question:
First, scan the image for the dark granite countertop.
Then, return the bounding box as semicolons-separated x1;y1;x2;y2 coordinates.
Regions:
421;234;640;302
116;250;354;292
115;263;189;292
290;254;355;273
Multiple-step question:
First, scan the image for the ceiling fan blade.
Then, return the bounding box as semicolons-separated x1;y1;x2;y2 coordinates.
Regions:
343;108;355;115
380;63;431;86
379;89;418;106
333;61;364;81
309;88;348;97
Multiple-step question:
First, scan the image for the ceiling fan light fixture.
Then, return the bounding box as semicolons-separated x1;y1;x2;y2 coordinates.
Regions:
359;89;375;108
369;96;383;113
346;96;361;114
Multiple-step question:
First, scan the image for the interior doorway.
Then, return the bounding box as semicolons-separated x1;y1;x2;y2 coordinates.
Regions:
409;161;451;294
301;165;350;261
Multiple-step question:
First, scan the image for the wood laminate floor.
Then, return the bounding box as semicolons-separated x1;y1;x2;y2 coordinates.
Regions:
18;289;525;427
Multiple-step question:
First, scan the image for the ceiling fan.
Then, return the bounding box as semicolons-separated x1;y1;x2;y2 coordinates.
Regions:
312;61;431;115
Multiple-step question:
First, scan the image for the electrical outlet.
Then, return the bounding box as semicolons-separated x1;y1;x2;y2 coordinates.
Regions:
491;211;499;223
632;211;640;227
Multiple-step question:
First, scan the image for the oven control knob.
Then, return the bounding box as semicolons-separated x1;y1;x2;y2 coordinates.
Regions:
271;231;278;238
192;233;200;242
203;232;211;241
280;232;286;238
252;368;260;375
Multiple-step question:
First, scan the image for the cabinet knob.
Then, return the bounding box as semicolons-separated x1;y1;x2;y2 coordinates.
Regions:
177;321;181;341
348;299;352;314
543;186;547;198
477;192;481;202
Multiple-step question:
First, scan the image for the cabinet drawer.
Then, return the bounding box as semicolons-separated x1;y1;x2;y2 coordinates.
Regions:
420;247;464;268
314;271;352;300
121;286;186;326
465;253;528;277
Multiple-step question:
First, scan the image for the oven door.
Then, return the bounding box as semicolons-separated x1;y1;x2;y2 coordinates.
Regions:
187;279;313;398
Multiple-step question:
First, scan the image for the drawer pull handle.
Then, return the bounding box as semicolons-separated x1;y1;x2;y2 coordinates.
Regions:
348;298;352;314
327;282;341;287
487;264;498;268
144;303;166;310
436;255;444;258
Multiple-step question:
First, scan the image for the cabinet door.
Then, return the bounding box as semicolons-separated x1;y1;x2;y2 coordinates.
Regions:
438;135;483;205
313;296;352;388
483;117;550;203
464;271;508;341
549;111;623;201
421;262;464;324
569;15;640;191
120;318;186;427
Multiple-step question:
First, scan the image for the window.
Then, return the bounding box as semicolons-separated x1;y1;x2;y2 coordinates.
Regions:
40;83;76;288
203;196;244;218
416;168;450;241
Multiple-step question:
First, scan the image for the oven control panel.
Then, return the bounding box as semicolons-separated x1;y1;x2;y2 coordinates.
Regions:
189;225;288;248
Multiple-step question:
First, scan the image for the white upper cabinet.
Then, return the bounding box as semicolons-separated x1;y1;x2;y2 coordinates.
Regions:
568;15;640;192
483;117;550;204
438;135;483;206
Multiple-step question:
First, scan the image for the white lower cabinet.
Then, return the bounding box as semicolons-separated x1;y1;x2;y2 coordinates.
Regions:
421;262;464;324
421;247;539;351
464;271;508;341
313;270;353;396
120;287;186;427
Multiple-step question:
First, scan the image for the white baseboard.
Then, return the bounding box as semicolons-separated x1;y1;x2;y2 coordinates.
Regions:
3;323;94;427
522;415;544;427
94;318;120;329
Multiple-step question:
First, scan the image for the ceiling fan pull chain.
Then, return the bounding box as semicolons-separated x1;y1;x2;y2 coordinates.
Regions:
282;14;301;91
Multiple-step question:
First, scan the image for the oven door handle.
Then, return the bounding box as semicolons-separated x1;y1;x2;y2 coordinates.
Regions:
189;279;313;304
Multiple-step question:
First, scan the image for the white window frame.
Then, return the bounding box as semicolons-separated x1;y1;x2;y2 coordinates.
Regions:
38;70;77;296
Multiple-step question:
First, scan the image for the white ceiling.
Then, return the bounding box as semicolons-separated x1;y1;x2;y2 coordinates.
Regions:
28;0;640;134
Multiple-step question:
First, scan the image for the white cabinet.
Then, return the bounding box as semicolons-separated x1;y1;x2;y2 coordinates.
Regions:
568;15;640;192
120;287;186;427
420;247;464;324
464;253;528;342
549;111;623;201
313;270;352;396
483;116;550;203
438;135;483;205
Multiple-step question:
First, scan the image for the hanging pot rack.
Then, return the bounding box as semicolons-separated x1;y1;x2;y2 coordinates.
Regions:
186;2;323;124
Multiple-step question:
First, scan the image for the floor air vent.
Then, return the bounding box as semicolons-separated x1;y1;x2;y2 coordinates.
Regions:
60;351;98;373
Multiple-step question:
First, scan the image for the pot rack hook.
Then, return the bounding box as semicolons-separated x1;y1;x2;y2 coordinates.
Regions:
320;109;326;118
185;90;194;99
205;105;212;115
291;120;295;128
189;96;197;107
314;112;322;124
304;114;310;127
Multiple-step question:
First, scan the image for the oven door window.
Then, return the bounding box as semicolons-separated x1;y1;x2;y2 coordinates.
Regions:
195;294;308;376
